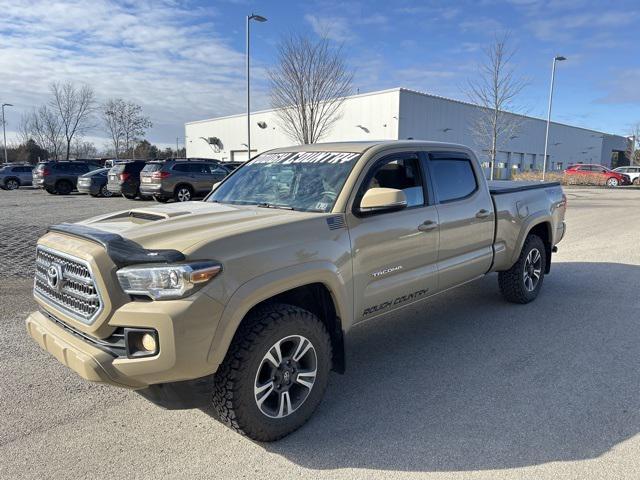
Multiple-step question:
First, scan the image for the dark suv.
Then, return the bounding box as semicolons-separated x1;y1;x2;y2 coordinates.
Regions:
0;164;34;190
139;159;231;202
32;161;102;194
106;160;148;199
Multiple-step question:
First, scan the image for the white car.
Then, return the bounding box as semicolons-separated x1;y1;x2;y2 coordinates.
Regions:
613;166;640;185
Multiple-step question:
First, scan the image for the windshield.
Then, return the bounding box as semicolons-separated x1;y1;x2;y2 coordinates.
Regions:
208;151;360;212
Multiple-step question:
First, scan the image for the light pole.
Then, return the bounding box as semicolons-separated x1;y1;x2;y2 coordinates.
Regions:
542;55;566;180
246;13;267;161
2;103;13;164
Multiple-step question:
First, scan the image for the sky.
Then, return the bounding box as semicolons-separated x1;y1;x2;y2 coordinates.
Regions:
0;0;638;150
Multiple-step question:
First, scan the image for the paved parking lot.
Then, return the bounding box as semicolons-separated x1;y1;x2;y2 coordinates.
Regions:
1;186;640;479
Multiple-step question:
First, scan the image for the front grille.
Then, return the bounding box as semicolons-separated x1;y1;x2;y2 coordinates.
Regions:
34;246;103;324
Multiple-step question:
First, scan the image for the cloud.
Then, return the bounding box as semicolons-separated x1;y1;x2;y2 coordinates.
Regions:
528;11;636;42
598;69;640;105
304;14;354;42
0;0;252;147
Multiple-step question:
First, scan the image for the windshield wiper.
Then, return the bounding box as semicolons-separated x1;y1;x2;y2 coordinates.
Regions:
256;202;295;211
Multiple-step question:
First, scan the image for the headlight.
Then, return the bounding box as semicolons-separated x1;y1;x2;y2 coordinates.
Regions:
116;261;222;300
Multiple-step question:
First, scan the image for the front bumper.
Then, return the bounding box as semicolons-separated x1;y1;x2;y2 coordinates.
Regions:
26;290;226;389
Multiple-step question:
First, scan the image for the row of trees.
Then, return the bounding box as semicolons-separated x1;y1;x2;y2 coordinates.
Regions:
17;82;152;161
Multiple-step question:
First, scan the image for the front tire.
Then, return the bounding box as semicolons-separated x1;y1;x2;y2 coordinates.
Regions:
498;234;546;304
606;177;619;187
101;185;113;197
211;303;332;442
5;178;19;190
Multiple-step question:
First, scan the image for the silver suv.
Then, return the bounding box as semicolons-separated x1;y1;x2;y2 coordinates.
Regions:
139;159;231;202
0;164;34;190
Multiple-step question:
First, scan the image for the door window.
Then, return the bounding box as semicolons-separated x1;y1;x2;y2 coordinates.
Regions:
429;156;478;203
358;156;425;210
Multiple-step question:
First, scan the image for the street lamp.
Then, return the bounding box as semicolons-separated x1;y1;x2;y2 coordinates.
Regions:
542;55;566;181
2;103;13;164
246;13;267;161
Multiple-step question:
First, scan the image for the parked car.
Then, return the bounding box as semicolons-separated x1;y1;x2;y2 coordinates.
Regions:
613;166;640;185
26;140;566;441
139;159;232;202
32;160;102;194
564;164;630;187
77;168;113;197
106;160;148;199
0;164;34;190
221;161;244;171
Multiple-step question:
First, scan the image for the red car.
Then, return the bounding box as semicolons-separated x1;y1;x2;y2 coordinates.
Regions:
564;164;630;187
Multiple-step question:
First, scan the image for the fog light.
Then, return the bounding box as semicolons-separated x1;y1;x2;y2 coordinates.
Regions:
141;333;157;352
124;328;159;358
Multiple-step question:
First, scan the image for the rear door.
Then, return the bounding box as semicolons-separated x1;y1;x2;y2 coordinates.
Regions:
426;151;494;290
347;150;439;323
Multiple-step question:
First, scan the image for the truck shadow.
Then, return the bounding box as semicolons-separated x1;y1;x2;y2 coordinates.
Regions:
263;261;640;472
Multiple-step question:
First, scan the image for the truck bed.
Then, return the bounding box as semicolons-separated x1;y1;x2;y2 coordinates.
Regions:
488;180;561;195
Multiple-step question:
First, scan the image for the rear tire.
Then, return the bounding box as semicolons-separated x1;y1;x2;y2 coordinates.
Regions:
498;234;546;304
124;193;137;200
174;185;193;202
101;185;113;197
56;180;73;195
633;178;639;186
45;187;57;194
210;303;332;442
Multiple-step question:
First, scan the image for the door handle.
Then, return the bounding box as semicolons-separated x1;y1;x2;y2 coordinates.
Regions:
475;209;491;219
418;220;438;232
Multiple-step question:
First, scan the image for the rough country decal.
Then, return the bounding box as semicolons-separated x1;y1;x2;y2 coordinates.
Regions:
362;288;429;316
252;151;359;165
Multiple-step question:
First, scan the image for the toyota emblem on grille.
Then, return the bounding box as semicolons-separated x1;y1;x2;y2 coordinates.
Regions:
46;262;64;293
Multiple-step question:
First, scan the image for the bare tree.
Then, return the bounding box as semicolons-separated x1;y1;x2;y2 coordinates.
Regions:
50;81;96;160
19;106;65;160
72;138;98;158
103;98;152;159
268;34;353;144
466;33;526;180
627;122;640;166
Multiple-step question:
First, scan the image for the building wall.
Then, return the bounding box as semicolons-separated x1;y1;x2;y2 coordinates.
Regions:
185;89;400;161
398;89;627;175
185;87;627;176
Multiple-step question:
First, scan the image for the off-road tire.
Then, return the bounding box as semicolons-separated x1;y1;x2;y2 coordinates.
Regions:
498;234;546;304
210;303;332;442
55;180;73;195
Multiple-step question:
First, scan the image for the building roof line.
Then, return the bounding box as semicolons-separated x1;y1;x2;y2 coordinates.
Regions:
185;88;402;126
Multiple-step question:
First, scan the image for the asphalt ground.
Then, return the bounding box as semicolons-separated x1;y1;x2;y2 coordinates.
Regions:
1;186;640;479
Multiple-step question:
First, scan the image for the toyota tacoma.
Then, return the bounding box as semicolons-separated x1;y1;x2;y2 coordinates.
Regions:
25;141;566;441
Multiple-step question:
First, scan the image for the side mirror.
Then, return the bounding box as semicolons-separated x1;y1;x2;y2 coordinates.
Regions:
359;187;407;214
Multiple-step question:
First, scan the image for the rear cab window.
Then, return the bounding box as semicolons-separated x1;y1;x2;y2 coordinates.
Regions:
428;152;478;203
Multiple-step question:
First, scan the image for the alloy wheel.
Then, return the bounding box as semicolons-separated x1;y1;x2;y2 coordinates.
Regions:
607;178;618;187
254;335;317;419
523;248;542;292
6;179;18;190
177;188;191;202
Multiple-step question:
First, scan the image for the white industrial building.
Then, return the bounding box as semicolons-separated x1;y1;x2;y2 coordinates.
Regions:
185;87;628;178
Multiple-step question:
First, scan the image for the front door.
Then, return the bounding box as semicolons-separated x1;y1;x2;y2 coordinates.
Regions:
346;151;439;323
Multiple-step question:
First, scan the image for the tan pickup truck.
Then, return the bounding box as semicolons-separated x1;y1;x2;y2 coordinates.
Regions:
26;141;566;441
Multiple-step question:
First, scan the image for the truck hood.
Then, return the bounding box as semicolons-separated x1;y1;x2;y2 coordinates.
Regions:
77;201;320;252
